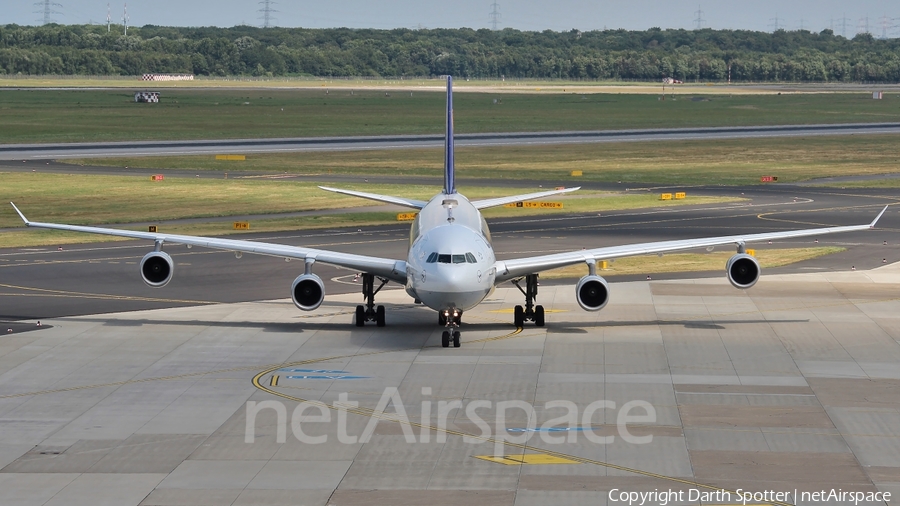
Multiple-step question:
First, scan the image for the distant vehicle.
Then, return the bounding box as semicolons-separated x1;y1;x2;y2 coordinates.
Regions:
663;77;683;84
10;77;887;348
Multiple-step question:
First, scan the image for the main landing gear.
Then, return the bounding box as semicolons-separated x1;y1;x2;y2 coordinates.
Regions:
512;274;545;328
355;273;387;327
440;308;462;348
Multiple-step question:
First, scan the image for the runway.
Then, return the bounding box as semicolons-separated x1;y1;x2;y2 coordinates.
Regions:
2;268;900;505
3;122;900;160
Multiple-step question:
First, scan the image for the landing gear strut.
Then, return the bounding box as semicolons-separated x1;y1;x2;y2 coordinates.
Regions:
355;273;387;327
440;308;462;348
512;274;545;327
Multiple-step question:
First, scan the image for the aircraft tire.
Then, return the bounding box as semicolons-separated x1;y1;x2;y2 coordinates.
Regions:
535;305;545;327
376;305;386;327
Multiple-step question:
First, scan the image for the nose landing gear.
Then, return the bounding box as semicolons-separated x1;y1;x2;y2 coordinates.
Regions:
440;308;462;348
512;274;545;328
355;273;388;327
441;329;460;348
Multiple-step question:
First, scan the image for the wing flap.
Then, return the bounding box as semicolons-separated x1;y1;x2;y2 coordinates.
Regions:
318;186;426;209
471;187;581;210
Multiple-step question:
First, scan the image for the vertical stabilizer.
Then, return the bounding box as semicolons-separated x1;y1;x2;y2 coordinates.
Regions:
444;76;455;194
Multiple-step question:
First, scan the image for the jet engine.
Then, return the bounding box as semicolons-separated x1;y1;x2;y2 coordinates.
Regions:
291;274;325;311
576;275;610;311
140;251;174;288
726;253;760;289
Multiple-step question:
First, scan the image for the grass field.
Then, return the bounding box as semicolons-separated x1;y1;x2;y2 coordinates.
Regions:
66;133;900;186
818;179;900;188
0;172;739;247
1;88;897;144
541;247;846;279
0;75;862;92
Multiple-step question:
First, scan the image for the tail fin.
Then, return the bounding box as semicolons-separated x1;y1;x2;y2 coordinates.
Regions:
443;76;455;194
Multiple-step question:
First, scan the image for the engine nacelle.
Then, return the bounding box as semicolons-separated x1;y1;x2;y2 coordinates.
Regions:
291;274;325;311
726;253;760;289
140;251;174;288
576;275;610;311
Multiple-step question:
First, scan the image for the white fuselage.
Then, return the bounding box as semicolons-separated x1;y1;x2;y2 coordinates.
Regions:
405;193;497;312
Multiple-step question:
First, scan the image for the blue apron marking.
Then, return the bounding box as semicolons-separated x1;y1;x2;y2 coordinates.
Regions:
285;375;368;380
506;427;593;433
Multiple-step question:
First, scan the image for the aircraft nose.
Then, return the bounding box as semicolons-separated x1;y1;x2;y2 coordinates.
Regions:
425;265;473;291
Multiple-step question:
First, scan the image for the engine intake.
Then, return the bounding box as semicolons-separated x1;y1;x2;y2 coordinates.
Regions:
576;275;610;311
726;253;760;289
291;273;325;311
140;251;174;287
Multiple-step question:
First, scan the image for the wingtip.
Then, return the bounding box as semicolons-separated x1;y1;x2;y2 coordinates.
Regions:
10;202;29;225
870;205;889;228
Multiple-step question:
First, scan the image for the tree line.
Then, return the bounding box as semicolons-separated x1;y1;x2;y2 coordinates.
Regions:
1;24;899;82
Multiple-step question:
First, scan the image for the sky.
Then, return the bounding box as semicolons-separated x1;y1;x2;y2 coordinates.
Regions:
8;0;899;37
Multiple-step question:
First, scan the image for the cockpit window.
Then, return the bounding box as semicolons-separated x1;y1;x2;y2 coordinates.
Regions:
427;252;478;264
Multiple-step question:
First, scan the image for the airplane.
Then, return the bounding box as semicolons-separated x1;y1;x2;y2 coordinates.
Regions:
9;76;888;348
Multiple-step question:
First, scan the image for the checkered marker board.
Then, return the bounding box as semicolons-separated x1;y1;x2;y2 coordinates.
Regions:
134;91;160;103
141;74;194;81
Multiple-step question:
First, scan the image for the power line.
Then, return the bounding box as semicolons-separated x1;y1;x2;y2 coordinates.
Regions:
489;2;501;31
33;0;63;25
877;15;892;39
693;4;705;30
258;0;277;28
768;14;782;32
857;14;871;36
837;13;851;38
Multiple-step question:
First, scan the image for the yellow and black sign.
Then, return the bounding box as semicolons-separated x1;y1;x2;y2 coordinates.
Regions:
570;170;583;177
660;193;672;200
216;154;246;160
747;249;756;257
233;221;250;230
503;202;564;209
675;192;686;199
397;212;418;221
148;225;158;233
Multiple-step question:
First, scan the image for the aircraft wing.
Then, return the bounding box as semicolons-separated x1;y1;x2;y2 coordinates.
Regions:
9;203;407;284
471;187;580;210
318;186;427;209
494;206;888;283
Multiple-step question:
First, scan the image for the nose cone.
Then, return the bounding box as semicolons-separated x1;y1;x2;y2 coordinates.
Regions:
424;263;478;291
414;226;490;311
